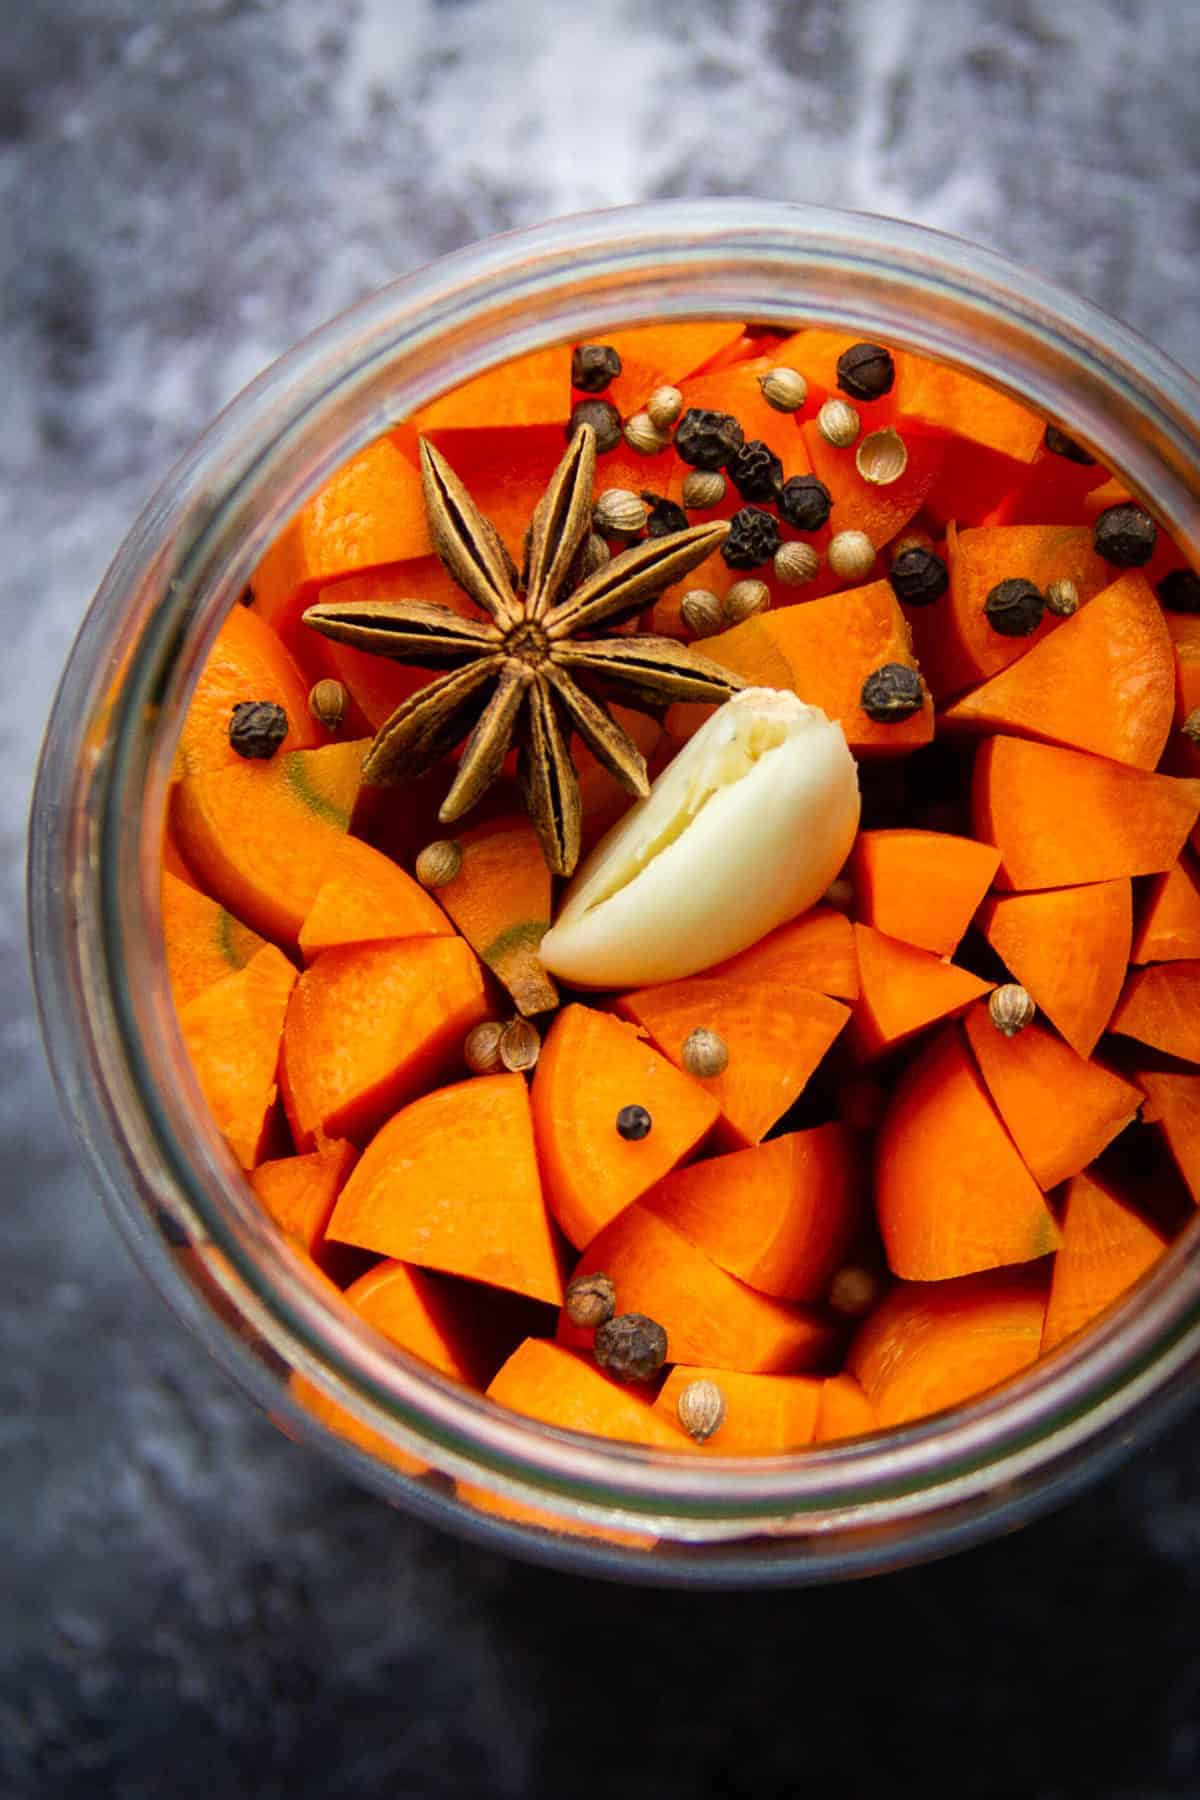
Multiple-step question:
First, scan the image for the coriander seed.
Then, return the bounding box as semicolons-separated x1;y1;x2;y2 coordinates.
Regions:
727;438;784;503
984;577;1044;637
836;341;896;400
624;410;671;456
891;529;935;560
681;1027;729;1079
463;1020;504;1076
1182;709;1200;745
415;838;462;889
855;427;908;487
571;343;622;393
827;1265;881;1319
615;1104;652;1141
681;469;727;510
724;578;770;624
567;397;623;454
888;546;948;607
759;366;808;412
680;588;724;638
308;677;348;731
722;505;780;569
861;662;925;722
674;407;745;470
827;530;876;581
1045;578;1079;617
646;384;684;431
1043;423;1095;465
642;492;689;537
1094;502;1157;567
228;700;288;760
499;1017;541;1074
778;473;833;532
774;540;820;586
564;1271;617;1331
817;397;860;448
989;984;1036;1038
593;1312;668;1383
676;1378;727;1442
1158;569;1200;613
593;488;648;537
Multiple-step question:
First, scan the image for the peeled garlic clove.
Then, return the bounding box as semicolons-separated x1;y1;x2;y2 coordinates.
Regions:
539;687;860;989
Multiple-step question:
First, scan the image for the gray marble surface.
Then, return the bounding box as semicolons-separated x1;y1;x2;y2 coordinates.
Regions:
5;2;1200;1794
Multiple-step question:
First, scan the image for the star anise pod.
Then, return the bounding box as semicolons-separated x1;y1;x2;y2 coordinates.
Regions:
302;424;743;875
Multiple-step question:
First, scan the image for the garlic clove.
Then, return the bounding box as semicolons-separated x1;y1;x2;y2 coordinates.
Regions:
539;687;861;989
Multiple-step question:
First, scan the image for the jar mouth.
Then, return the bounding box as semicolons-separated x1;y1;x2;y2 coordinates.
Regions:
30;198;1200;1559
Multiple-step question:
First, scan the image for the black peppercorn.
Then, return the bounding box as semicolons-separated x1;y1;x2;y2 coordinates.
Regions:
889;546;949;607
593;1312;668;1383
571;343;622;393
836;342;895;401
615;1104;652;1141
777;473;833;533
228;700;289;759
567;398;623;455
726;438;784;503
1094;502;1157;568
983;578;1045;637
860;663;925;722
641;492;689;538
1043;424;1095;466
722;505;781;570
674;408;745;470
1158;568;1200;614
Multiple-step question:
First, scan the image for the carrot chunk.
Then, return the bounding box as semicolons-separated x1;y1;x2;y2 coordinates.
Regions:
846;923;992;1062
178;945;298;1170
978;879;1131;1058
1041;1170;1168;1352
850;828;1000;957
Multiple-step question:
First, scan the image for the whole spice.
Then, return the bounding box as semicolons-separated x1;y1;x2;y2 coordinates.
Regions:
891;530;935;560
984;577;1045;637
572;532;611;582
308;677;348;731
680;588;724;638
624;410;671;456
727;438;784;503
724;578;770;624
989;983;1036;1037
681;469;727;510
567;397;623;454
681;1026;729;1078
889;546;948;607
674;407;745;470
1158;568;1200;613
817;397;860;448
861;662;925;722
827;1264;881;1319
1043;423;1095;465
823;875;854;913
836;341;896;400
593;1312;668;1382
855;427;908;487
564;1270;617;1330
571;343;622;393
1045;577;1079;617
615;1103;652;1141
676;1377;727;1442
1182;709;1200;745
827;530;876;581
774;540;820;586
1094;502;1157;567
642;492;690;538
463;1020;505;1075
415;838;463;889
778;473;833;533
499;1016;541;1073
722;505;781;570
758;366;808;412
593;488;649;537
646;384;684;431
228;700;288;760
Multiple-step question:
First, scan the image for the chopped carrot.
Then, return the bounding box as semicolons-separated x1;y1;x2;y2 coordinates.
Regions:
812;1373;879;1442
161;868;266;1010
298;854;453;961
654;1365;823;1453
601;321;747;419
177;604;320;778
801;423;945;551
978;879;1131;1058
1041;1170;1168;1352
894;353;1046;463
704;906;860;1001
1134;1071;1200;1206
846;923;992;1062
434;814;559;1016
850;828;1000;957
1110;961;1200;1065
178;945;298;1169
678;360;812;479
1132;857;1200;964
250;1141;363;1283
411;344;572;432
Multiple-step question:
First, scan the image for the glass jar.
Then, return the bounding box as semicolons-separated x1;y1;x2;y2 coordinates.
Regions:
29;199;1200;1584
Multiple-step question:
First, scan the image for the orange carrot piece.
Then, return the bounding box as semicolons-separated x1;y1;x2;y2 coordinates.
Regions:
1041;1170;1168;1352
768;328;897;426
178;945;298;1170
654;1365;823;1453
848;1267;1048;1426
601;321;747;419
875;1024;1061;1280
846;923;992;1063
666;579;933;757
702;906;860;1001
411;344;572;432
1132;857;1200;964
344;1259;492;1382
984;442;1112;527
557;1205;839;1374
329;1074;562;1306
850;828;1000;956
921;444;1032;533
940;571;1175;770
484;1339;682;1446
801;423;945;551
250;1141;363;1282
679;360;812;478
1110;961;1200;1065
297;852;452;963
161;868;266;1010
894;353;1046;463
973;737;1200;891
978;879;1131;1058
642;1125;860;1303
1135;1071;1200;1205
434;814;558;1016
963;1003;1141;1191
812;1373;879;1443
170;739;373;945
618;973;850;1149
280;937;488;1150
530;1006;719;1250
177;604;320;778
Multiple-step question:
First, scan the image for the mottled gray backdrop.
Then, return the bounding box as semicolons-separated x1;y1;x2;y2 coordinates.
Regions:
4;3;1200;1795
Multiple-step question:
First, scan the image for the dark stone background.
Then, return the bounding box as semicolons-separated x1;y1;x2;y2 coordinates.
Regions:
4;3;1200;1793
